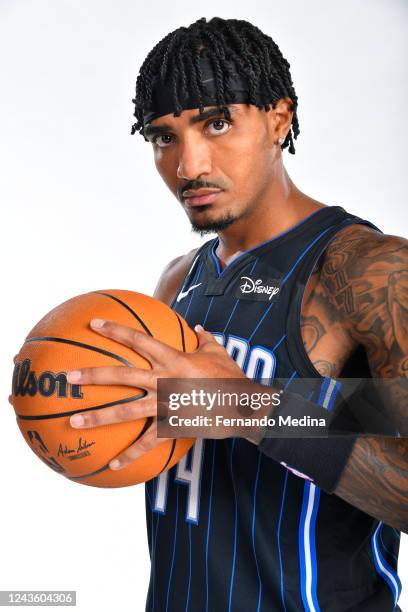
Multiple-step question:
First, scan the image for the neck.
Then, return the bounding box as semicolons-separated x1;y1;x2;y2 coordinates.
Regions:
215;165;326;268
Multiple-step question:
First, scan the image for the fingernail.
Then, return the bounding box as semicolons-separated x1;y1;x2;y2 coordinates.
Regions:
194;324;204;332
70;414;85;427
91;318;105;329
67;370;81;383
109;459;121;470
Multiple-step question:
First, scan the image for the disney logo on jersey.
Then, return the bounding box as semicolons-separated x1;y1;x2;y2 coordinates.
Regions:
235;276;281;302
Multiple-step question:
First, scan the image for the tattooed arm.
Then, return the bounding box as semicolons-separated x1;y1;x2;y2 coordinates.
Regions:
315;225;408;532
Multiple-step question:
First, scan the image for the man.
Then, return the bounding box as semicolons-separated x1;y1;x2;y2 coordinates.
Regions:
67;17;407;611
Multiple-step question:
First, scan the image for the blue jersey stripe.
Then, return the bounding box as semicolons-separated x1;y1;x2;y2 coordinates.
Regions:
165;486;179;612
275;369;298;610
379;523;399;564
371;521;402;607
317;377;331;406
182;261;204;320
151;483;161;611
249;226;336;341
251;451;263;612
318;377;341;413
309;486;321;611
282;226;335;284
227;438;238;612
185;523;192;612
202;295;215;327
205;440;217;612
298;374;341;611
299;482;321;612
222;258;259;334
146;482;154;611
277;471;289;612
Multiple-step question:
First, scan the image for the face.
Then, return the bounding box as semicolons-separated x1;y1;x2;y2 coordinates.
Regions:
144;103;286;234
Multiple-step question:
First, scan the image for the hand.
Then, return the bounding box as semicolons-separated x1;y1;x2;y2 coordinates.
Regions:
66;319;246;470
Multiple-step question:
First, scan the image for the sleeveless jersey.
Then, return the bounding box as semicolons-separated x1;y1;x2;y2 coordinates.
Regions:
144;205;402;612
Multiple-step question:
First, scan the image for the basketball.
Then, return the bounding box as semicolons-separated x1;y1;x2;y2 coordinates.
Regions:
10;290;197;488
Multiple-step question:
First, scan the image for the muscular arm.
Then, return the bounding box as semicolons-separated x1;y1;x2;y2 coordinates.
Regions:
315;225;408;531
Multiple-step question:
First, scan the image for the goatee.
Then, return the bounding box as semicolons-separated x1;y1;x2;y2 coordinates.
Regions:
189;211;237;237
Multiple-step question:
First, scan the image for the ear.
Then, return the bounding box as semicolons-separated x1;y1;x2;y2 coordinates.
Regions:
266;96;294;145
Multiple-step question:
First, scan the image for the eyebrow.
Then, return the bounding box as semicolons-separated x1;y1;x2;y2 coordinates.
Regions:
144;105;238;140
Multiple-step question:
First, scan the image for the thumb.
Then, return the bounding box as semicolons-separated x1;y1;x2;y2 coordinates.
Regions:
194;324;217;347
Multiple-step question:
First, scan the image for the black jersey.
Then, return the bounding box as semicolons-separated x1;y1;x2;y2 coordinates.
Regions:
144;205;402;612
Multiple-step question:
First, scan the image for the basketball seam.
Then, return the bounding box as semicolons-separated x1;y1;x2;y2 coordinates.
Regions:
174;311;186;352
92;291;153;336
25;336;133;366
66;417;153;480
159;440;177;474
15;392;147;420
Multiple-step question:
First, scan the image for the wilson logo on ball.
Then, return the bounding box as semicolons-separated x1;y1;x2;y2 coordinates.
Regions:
12;359;83;399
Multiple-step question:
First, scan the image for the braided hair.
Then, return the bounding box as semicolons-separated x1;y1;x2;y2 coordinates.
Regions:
131;17;300;154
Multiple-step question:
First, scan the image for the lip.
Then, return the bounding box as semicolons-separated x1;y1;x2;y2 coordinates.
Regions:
183;190;222;206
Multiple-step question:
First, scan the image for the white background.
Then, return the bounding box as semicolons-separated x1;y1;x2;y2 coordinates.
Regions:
0;0;406;610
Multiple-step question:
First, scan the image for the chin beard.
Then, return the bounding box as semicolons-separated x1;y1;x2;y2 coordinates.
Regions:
189;209;238;237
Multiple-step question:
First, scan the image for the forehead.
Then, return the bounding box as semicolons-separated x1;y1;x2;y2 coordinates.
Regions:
147;104;246;129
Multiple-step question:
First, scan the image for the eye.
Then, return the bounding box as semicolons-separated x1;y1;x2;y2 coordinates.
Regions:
153;134;174;148
206;119;232;136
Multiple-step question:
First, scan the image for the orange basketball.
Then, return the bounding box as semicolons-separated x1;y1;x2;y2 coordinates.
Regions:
11;290;197;488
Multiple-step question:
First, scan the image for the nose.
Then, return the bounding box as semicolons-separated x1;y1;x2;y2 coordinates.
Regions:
176;137;212;180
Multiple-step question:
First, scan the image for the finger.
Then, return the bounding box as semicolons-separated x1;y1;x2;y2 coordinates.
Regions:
69;396;157;428
194;324;218;348
66;365;155;389
90;319;180;365
108;420;171;470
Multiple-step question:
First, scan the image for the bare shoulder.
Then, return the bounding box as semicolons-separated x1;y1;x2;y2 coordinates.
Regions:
308;223;408;295
323;223;408;265
153;248;200;306
320;223;408;291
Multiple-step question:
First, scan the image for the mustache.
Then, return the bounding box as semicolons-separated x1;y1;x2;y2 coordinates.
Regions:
178;179;225;199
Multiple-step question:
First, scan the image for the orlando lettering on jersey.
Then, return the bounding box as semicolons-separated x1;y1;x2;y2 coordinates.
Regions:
144;207;402;612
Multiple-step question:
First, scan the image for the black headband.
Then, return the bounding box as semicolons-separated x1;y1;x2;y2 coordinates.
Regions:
142;57;276;125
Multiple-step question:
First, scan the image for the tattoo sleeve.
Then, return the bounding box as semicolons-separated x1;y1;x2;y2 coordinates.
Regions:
320;227;408;531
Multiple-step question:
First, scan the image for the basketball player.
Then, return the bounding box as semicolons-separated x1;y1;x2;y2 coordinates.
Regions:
67;18;408;611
